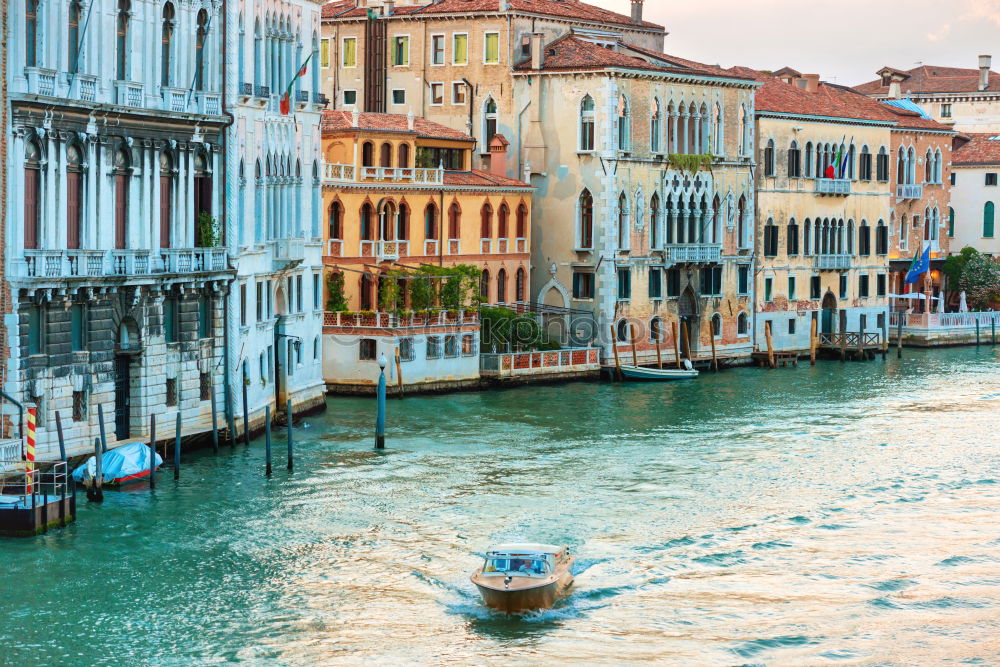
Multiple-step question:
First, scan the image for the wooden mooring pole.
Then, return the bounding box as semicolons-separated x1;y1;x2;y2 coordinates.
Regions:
97;403;108;453
227;390;236;448
265;405;272;476
242;379;250;447
395;347;404;398
710;326;718;372
93;437;104;502
609;324;622;379
764;321;775;369
672;320;681;369
681;320;691;364
149;414;156;490
857;328;863;360
173;412;181;480
210;382;219;453
897;315;903;359
976;318;981;346
810;317;817;366
286;398;294;472
376;356;387;449
655;337;663;369
881;319;888;360
55;411;67;464
993;316;997;346
629;323;639;367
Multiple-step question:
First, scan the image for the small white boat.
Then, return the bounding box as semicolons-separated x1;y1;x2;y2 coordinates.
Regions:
471;543;575;614
620;364;699;381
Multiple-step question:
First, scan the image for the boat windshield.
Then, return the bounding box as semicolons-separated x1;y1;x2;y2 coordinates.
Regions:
482;556;550;577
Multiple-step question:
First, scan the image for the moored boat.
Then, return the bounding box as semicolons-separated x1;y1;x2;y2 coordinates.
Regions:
471;543;574;614
620;364;699;381
72;442;162;487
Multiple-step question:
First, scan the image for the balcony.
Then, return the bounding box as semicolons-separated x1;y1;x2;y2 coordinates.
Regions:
358;240;409;262
161;87;188;112
272;238;305;266
68;74;97;102
327;239;344;257
323;163;357;183
19;248;228;280
254;85;270;99
322;163;445;185
240;82;253;99
25;67;57;96
815;179;851;196
114;80;144;108
897;184;923;200
194;92;222;115
313;92;329;106
424;240;439;256
814;254;851;270
665;243;722;264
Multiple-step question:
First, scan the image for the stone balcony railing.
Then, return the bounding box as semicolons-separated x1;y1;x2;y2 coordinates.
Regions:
897;184;923;200
272;238;305;264
359;240;409;261
19;248;228;280
664;243;722;264
322;163;444;185
25;67;57;96
324;310;480;329
113;80;144;107
68;73;98;102
815;178;851;196
814;254;852;270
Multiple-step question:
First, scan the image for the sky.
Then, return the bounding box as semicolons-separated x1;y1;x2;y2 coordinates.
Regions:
598;0;1000;86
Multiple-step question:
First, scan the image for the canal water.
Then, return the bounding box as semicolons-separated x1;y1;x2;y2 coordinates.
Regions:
2;347;999;664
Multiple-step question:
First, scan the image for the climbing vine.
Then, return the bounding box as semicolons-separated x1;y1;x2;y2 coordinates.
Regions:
325;271;348;312
667;153;714;175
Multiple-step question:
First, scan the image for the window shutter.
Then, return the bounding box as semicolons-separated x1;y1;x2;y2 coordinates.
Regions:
160;175;172;248
115;174;128;249
24;168;39;249
67;171;81;249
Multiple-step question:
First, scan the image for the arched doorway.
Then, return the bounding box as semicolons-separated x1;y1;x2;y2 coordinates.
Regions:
115;318;140;440
821;291;837;335
678;287;698;359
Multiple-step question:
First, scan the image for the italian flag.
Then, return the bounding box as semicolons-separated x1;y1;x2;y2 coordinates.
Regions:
280;54;313;116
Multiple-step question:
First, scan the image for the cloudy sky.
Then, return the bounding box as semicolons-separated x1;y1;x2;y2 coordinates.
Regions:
598;0;1000;86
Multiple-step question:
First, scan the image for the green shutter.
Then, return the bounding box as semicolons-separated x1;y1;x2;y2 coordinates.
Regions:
948;207;955;237
985;202;995;238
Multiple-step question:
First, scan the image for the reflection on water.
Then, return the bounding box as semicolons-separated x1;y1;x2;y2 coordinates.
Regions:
1;347;999;664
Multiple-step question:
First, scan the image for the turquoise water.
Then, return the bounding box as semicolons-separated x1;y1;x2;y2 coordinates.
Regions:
2;347;999;664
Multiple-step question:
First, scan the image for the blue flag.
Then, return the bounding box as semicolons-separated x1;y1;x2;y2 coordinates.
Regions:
904;246;931;285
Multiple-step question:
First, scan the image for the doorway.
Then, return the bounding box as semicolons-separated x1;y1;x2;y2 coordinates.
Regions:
678;287;698;359
114;355;131;440
821;292;837;335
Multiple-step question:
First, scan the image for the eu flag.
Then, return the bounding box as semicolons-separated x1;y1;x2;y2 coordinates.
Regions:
904;246;931;285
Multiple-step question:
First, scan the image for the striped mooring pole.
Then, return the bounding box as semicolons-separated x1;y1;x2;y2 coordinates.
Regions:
25;406;37;496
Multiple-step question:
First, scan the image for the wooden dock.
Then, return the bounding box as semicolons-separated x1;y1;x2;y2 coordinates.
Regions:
751;351;800;368
818;332;886;361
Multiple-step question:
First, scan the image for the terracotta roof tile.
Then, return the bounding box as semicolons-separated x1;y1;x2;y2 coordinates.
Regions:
855;65;1000;95
322;0;663;29
953;133;1000;165
443;169;532;188
321;110;473;141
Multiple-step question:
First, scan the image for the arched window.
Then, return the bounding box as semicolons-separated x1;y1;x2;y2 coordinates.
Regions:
483;97;498;143
876;220;888;255
763;218;778;256
362;142;374;167
877;146;889;181
650;98;662;153
948;207;955;237
616;319;629;343
161;3;175;87
359;273;374;310
859;220;871;256
424;202;438;239
66;143;84;250
649;317;662;343
787;140;800;177
159;151;173;248
397;203;409;240
516;203;528;239
194;9;208;90
579;95;596;151
650;193;661;249
804;141;813;177
380;142;392;168
925;149;933;183
935;149;943;183
803;219;812;255
617;95;630;151
737;312;749;336
397;143;410;168
26;0;40;67
847;220;855;255
380;201;396;241
714;102;723;155
114;148;130;250
498;203;509;239
448;202;461;239
984;202;995;238
68;0;83;74
497;268;508;303
763;139;775;176
579;189;593;249
360;202;374;241
480;203;493;239
859;145;871;180
515;268;526;302
254;19;262;85
237;12;245;85
23;139;42;249
738;104;747;156
328;201;343;239
116;0;131;81
480;269;490;301
617;193;629;249
787;218;799;255
737;195;747;248
907;147;916;184
711;313;722;338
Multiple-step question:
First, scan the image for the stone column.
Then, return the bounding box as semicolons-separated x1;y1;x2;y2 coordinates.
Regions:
185;146;195;247
10;131;26;254
86;135;100;250
705;207;715;244
681;111;689;155
152;144;162;253
53;133;67;249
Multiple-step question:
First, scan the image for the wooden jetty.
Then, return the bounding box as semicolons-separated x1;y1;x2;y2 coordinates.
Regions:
818;332;885;361
0;461;76;537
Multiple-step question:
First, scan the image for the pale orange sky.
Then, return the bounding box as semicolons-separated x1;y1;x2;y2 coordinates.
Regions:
597;0;1000;85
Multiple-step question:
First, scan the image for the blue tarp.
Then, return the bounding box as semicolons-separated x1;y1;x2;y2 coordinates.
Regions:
72;442;162;483
882;99;932;119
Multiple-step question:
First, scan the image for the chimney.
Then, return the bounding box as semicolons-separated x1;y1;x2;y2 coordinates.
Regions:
530;33;545;70
352;108;360;126
631;0;643;23
407;110;415;131
888;80;901;99
488;134;510;177
979;54;992;91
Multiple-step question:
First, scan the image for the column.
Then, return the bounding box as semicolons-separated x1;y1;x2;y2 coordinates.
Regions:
134;143;147;250
10;131;26;254
86;136;99;249
680;208;690;245
681;111;689;155
152;145;162;253
53;134;66;249
669;112;678;154
692;113;700;155
705;207;715;244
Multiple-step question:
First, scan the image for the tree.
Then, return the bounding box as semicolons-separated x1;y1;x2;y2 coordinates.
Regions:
942;246;980;291
958;253;1000;309
325;272;348;312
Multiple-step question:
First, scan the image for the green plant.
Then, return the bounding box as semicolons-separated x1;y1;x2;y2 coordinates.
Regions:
479;306;556;352
942;246;980;291
667;153;714;175
959;252;1000;309
379;273;403;313
197;211;221;248
325;272;349;312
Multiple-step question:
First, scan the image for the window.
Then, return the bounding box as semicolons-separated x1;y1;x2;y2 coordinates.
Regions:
444;335;459;357
810;275;821;300
198;296;211;338
484;32;500;64
24;139;41;250
296;275;304;313
240;283;247;326
617;95;631;151
26;0;40;67
200;372;211;401
701;266;722;296
516;268;526;302
72;391;87;422
392;36;409;66
426;336;441;359
380;142;392;168
617;268;631;300
787;141;801;177
452;82;467;105
784;318;794;336
580;95;596;151
573;272;594;299
483;97;498;143
787;219;799;255
313;273;320;310
497;268;507;303
452;33;468;65
424;203;439;239
320;38;330;68
194;9;207;90
616;319;630;343
430;83;444;106
651;98;662;153
839;274;848;299
480;203;492;239
985;202;995;238
68;0;83;74
164;297;179;343
448;202;461;239
877;273;887;297
737;266;749;295
764;277;773;302
166;378;177;407
66;144;84;250
462;334;476;356
763;139;775;176
763;219;779;256
399;338;414;362
941;103;952;118
342;37;357;67
876;147;889;182
951;172;956;186
737;312;749;336
788;276;796;301
858;274;870;298
712;314;723;338
359;339;377;361
255;281;263;321
398;145;410;170
328;200;343;239
876;221;888;255
859;222;871;256
516;204;527;239
859;146;872;181
987;173;998;186
391;89;406;105
430;35;445;65
649;317;663;343
649;268;663;299
116;0;130;80
343;89;357;106
948;207;955;237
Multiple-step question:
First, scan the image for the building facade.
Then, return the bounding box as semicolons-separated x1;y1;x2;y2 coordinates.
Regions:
746;69;893;351
320;111;533;391
228;0;328;426
951;134;1000;257
6;0;233;458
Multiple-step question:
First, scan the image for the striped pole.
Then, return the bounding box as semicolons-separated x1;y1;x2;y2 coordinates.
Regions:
26;407;36;496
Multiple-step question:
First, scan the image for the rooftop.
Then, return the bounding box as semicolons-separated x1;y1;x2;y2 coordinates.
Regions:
953;133;1000;166
321;110;473;142
322;0;663;30
855;64;1000;95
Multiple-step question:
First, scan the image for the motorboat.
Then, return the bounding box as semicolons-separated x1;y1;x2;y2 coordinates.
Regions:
72;441;162;487
471;543;574;613
620;360;699;381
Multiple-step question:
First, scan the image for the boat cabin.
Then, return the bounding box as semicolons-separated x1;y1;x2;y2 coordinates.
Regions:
481;543;567;579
